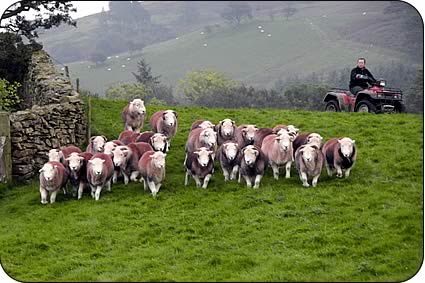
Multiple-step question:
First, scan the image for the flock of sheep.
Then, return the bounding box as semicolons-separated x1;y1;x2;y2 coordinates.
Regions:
38;98;357;204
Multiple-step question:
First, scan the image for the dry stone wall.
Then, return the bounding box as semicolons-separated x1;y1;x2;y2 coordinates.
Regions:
10;50;87;182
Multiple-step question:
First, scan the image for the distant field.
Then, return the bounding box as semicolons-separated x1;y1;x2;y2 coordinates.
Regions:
0;98;423;281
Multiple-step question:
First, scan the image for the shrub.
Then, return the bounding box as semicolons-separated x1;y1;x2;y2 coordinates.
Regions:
0;79;21;112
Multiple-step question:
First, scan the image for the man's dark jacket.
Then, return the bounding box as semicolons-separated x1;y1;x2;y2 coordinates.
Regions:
349;67;376;89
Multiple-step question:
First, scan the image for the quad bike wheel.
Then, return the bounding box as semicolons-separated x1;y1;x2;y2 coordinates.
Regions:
355;100;376;113
325;100;340;112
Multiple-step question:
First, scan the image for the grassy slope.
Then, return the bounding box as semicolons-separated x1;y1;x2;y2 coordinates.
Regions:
0;98;423;281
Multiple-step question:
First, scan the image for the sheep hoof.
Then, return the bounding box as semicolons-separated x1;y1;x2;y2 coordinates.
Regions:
41;200;48;205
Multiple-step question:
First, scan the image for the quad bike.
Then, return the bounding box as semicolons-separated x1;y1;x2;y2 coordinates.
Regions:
323;78;405;113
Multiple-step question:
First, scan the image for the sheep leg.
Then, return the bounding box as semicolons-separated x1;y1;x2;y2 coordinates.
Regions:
312;175;320;187
231;165;239;180
185;171;189;186
285;162;292;179
270;162;279;180
148;180;157;196
222;168;230;181
344;167;352;178
90;184;96;198
193;176;202;188
244;175;252;188
300;172;310;187
253;174;262;189
183;153;187;167
78;181;85;200
123;172;129;185
113;170;118;184
130;171;139;182
335;165;343;178
238;171;241;183
50;190;58;204
95;186;102;201
325;163;333;177
40;187;48;205
202;174;212;189
106;179;112;192
155;183;162;194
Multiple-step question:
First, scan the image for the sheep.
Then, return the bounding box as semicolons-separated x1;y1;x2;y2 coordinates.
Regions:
215;118;237;146
65;152;92;199
322;137;357;178
293;132;323;157
216;141;241;181
184;147;214;189
295;144;324;187
185;127;217;165
253;127;274;147
112;142;153;185
191;120;215;131
48;145;81;164
135;131;169;153
261;131;295;180
122;98;146;133
118;130;141;145
138;151;167;197
103;140;123;184
235;124;259;148
239;145;267;189
273;124;299;140
86;136;107;154
39;161;69;204
86;153;114;201
48;148;62;162
150;110;178;142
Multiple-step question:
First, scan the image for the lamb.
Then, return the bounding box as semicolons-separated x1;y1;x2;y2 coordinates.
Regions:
150;110;178;141
215;118;237;146
135;131;169;153
138;151;167;197
295;144;324;187
112;142;153;185
118;130;141;145
261;131;294;180
184;147;214;189
122;98;146;133
253;127;274;147
239;145;267;189
191;120;215;131
86;136;107;154
322;137;357;178
293;132;323;156
65;152;93;199
86;153;114;201
216;141;241;181
235;124;258;148
39;161;69;204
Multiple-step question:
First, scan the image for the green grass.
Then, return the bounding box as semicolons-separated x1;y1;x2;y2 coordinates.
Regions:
0;98;423;281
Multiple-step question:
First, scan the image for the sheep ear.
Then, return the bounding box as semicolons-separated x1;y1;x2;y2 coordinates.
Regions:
231;120;235;125
254;149;259;156
289;135;295;142
66;157;71;161
337;139;342;144
149;154;155;158
352;140;355;144
100;159;105;163
102;135;108;141
39;168;44;173
54;165;58;168
172;111;177;118
90;136;96;142
208;150;214;155
88;160;94;164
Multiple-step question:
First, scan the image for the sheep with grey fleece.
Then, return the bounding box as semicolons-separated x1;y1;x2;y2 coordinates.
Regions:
295;144;324;187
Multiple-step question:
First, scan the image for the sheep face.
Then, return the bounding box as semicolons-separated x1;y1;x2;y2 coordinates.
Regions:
129;99;146;115
89;158;105;176
195;147;213;167
112;146;129;167
67;152;84;172
286;125;299;139
338;138;356;158
104;142;118;156
199;120;215;129
151;151;166;169
151;134;167;152
201;128;217;148
307;133;323;147
243;145;258;166
221;119;235;137
242;125;258;142
223;142;238;160
91;136;107;153
276;132;292;152
39;163;56;181
300;146;316;163
163;110;176;127
48;149;62;162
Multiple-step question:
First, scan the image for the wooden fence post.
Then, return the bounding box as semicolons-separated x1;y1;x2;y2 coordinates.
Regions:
76;78;80;93
0;111;12;184
65;66;69;78
87;96;92;141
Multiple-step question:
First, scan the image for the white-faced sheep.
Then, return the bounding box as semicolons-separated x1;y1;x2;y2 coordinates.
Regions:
86;136;108;154
191;120;215;131
216;141;241;181
135;131;169;153
293;132;323;157
322;137;357;178
66;152;93;199
295;144;324;187
150;110;178;142
39;161;69;204
235;125;259;148
138;150;167;197
215;119;237;145
122;98;146;133
184;147;215;189
239;145;267;189
261;131;294;180
86;153;114;201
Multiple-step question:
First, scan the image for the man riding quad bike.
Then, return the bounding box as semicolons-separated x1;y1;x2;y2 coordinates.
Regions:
323;58;405;113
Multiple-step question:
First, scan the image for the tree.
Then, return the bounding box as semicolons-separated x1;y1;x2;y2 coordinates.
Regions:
132;58;161;88
0;1;76;43
105;83;151;101
220;2;253;26
177;70;239;103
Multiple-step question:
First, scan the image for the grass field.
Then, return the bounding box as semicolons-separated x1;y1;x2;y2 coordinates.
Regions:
0;98;423;281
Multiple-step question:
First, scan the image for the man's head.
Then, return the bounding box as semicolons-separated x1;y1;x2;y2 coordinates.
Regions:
357;58;366;69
